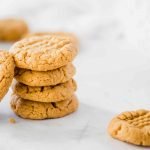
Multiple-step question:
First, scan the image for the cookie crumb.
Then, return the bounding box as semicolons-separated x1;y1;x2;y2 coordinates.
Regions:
9;118;16;124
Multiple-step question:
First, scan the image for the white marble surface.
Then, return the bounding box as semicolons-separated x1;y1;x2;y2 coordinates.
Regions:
1;0;150;149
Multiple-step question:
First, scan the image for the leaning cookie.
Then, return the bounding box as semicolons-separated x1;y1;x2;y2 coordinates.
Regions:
0;19;28;41
108;109;150;146
10;93;79;120
15;63;75;86
0;50;14;101
10;35;78;71
12;79;77;102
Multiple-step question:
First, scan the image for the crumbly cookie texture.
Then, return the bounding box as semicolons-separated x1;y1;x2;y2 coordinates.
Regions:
9;118;16;124
15;63;75;86
0;19;28;41
12;79;77;102
24;32;78;45
10;94;79;120
0;50;14;101
108;109;150;146
10;35;78;71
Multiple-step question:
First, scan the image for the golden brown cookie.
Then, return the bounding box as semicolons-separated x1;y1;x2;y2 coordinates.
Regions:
0;19;28;41
10;35;78;71
108;109;150;146
12;79;77;102
15;63;75;86
10;93;79;120
24;32;78;45
0;50;14;101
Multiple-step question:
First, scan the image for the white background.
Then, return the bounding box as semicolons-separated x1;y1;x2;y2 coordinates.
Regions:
0;0;150;149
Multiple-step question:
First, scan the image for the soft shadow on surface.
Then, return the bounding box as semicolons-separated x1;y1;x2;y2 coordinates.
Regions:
0;103;112;140
0;103;148;150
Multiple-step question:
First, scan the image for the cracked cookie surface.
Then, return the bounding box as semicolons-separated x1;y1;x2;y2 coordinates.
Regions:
12;79;77;102
108;109;150;146
0;50;14;101
24;32;78;45
10;93;79;120
0;19;28;41
10;35;78;71
15;63;75;86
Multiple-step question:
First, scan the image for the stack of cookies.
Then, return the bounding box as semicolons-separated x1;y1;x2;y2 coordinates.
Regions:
9;34;79;120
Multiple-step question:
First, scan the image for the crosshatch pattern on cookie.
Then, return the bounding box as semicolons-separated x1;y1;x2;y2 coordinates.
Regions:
118;110;150;128
10;35;78;71
108;109;150;146
17;36;70;50
23;32;78;45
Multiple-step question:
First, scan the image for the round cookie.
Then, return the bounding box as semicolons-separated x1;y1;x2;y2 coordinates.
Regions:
0;50;14;101
10;35;78;71
24;32;78;45
108;109;150;146
12;79;77;102
15;63;75;86
0;19;28;41
10;94;79;120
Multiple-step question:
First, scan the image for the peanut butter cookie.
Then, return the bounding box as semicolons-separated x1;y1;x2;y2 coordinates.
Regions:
15;63;75;86
0;50;14;101
24;32;78;45
108;109;150;146
0;19;28;41
10;35;78;71
10;94;79;120
12;79;77;102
